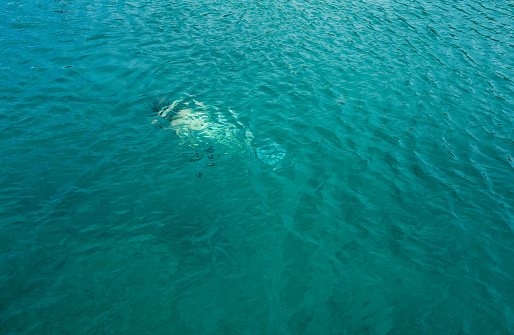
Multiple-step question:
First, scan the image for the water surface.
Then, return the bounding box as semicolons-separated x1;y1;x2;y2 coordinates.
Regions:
1;0;513;334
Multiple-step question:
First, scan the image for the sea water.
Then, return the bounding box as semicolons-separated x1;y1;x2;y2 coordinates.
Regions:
0;0;513;334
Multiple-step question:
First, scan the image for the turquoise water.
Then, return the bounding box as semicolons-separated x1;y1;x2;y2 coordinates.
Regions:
1;0;513;333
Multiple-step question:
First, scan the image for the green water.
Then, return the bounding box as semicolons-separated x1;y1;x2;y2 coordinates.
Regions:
1;0;513;334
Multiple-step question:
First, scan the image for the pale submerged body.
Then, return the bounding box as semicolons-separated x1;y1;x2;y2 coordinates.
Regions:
153;98;286;166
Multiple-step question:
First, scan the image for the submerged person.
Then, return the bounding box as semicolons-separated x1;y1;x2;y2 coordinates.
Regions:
152;97;287;167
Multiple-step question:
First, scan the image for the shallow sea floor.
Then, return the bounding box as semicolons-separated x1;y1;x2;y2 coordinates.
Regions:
1;0;513;334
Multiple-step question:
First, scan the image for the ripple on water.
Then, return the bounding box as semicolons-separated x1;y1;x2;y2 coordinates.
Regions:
0;0;513;333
